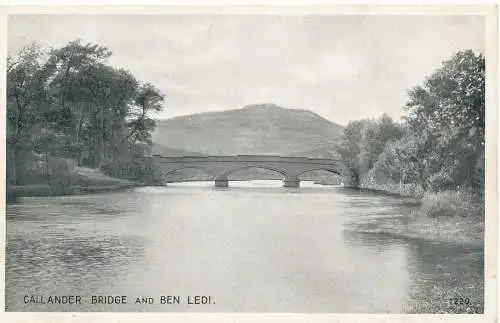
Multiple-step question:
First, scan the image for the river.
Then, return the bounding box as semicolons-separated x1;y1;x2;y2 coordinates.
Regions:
5;180;484;313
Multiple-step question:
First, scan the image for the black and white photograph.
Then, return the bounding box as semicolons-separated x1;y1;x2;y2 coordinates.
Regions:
3;6;496;319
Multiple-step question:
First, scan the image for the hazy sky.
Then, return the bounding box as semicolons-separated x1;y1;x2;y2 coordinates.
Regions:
8;14;484;125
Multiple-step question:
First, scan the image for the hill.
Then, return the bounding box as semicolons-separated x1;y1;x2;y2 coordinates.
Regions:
152;103;342;156
151;142;205;157
287;143;341;159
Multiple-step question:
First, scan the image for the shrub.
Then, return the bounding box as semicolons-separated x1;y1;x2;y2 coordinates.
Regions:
101;157;154;182
420;190;484;218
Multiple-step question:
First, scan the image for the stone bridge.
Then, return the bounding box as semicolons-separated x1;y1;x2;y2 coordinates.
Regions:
149;155;343;188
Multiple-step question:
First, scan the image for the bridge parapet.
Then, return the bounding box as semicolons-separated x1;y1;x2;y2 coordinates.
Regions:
149;154;343;188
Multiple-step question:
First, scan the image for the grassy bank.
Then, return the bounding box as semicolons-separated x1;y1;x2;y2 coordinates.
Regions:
359;181;424;198
405;190;484;313
345;188;484;313
356;211;485;247
403;243;484;314
352;180;484;246
7;167;139;202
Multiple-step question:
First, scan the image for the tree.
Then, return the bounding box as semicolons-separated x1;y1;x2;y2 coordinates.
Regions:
7;43;47;184
404;50;485;191
7;39;167;186
43;40;113;162
102;82;165;179
336;119;369;186
74;64;138;167
124;82;165;148
372;126;426;187
336;115;403;186
357;114;403;174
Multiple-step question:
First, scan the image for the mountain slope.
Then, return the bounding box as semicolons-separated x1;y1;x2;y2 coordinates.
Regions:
151;142;205;157
152;103;342;156
287;143;341;159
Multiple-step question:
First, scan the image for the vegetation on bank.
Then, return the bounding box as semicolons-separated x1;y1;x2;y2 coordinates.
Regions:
410;190;484;245
7;40;164;198
336;50;485;248
420;190;484;219
336;50;484;215
6;167;138;203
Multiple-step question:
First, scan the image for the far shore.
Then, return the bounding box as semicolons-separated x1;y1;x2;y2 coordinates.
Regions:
7;182;141;202
7;178;338;202
6;167;144;203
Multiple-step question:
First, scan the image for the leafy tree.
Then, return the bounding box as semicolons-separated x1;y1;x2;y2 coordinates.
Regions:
7;43;47;184
372;126;425;186
102;82;165;179
7;39;166;186
43;40;113;161
366;50;485;193
337;115;402;186
357;114;404;174
336;120;363;185
125;82;165;147
404;50;485;191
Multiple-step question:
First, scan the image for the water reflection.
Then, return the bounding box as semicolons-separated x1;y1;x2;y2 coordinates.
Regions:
6;182;483;313
6;200;149;312
340;187;483;314
342;230;404;251
343;228;484;314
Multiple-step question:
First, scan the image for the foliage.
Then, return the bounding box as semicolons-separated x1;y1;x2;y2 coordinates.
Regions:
336;114;403;186
420;190;484;218
336;50;485;200
403;50;485;191
7;40;166;185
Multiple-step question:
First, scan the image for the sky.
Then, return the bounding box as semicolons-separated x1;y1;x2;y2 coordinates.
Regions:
8;14;484;125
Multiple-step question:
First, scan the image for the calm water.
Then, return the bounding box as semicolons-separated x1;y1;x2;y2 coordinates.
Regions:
5;181;484;312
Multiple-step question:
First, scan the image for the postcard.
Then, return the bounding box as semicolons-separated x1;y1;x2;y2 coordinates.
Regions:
2;4;497;323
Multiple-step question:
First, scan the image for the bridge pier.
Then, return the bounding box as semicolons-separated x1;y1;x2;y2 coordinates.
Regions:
214;178;229;188
283;178;300;188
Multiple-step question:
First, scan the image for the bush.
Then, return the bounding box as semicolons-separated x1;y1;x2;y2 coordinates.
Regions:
100;157;154;182
420;190;484;218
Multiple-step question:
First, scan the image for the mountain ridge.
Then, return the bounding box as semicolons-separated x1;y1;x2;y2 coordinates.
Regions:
152;103;343;156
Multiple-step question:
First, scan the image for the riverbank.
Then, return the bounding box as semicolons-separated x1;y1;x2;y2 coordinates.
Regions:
349;179;484;245
7;167;140;202
344;187;484;314
346;186;484;247
359;181;425;198
349;211;484;247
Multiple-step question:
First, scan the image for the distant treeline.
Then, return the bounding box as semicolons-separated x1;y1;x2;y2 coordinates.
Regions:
7;40;165;185
336;50;485;216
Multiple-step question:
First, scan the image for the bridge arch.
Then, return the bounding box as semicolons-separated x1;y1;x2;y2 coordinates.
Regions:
160;166;216;182
295;168;342;185
218;165;288;180
294;167;342;177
